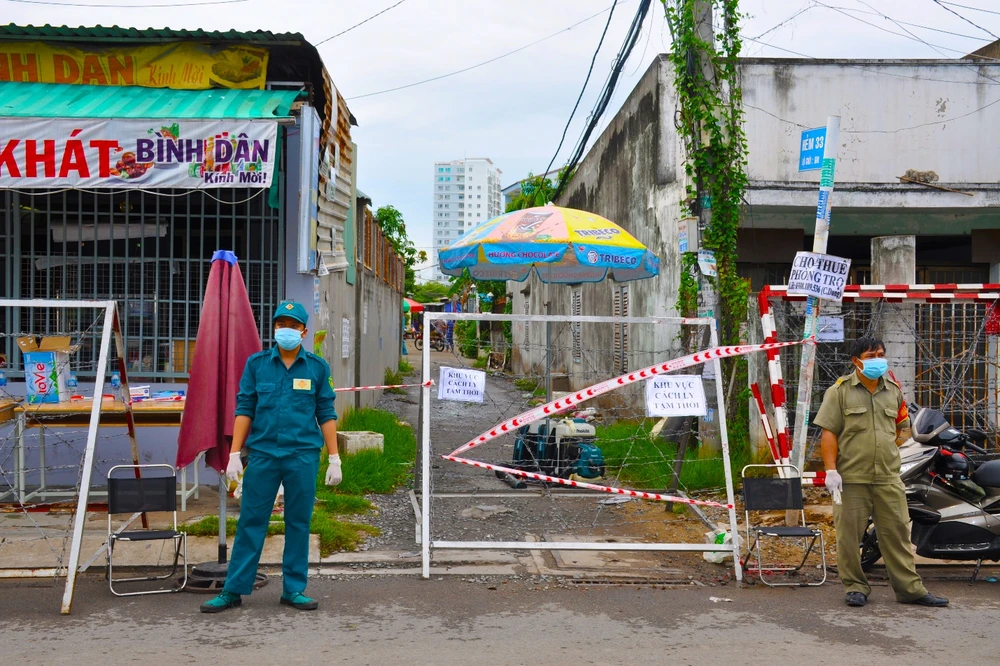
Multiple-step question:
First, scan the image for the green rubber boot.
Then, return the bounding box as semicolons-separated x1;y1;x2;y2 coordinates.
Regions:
200;590;242;613
280;592;318;610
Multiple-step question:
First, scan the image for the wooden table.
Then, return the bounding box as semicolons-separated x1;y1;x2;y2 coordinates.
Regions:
2;398;199;509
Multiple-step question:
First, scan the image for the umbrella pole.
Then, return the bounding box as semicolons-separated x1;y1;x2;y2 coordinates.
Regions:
545;265;552;403
218;477;227;564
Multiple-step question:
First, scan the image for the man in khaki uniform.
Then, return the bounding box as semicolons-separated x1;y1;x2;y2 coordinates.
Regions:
814;335;948;608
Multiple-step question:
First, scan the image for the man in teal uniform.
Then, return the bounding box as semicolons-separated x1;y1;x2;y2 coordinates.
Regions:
201;301;341;613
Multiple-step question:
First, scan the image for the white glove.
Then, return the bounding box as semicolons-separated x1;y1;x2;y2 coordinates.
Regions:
825;469;843;504
325;454;343;486
226;452;243;483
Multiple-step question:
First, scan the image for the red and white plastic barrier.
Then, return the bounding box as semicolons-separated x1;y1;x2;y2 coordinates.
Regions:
334;380;433;393
766;283;1000;302
443;337;814;509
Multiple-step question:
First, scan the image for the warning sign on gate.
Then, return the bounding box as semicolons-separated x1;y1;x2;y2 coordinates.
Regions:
645;375;707;418
787;251;851;302
438;367;486;403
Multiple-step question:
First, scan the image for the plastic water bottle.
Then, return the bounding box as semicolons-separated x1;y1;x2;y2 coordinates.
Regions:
67;371;78;392
0;371;6;389
111;371;122;402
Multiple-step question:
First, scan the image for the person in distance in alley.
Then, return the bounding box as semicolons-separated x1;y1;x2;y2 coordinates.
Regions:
814;335;947;608
201;300;341;613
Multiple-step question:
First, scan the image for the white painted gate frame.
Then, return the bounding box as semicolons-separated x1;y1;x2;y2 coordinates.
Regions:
0;299;120;614
419;312;744;582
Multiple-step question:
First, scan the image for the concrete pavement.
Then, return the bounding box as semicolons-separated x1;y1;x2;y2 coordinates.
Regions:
2;575;996;665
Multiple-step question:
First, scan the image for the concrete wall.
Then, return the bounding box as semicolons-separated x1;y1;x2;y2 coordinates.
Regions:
512;56;688;398
742;59;1000;187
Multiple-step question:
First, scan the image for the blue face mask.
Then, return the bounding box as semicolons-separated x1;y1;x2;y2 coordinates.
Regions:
859;358;888;380
274;328;303;351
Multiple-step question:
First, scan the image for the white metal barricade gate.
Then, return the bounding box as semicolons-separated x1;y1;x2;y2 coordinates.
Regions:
418;312;745;582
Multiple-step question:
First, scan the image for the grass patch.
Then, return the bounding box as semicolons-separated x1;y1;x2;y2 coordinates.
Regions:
514;377;538;392
179;515;282;539
384;367;406;394
513;377;546;397
321;408;417;496
181;512;378;557
473;356;488;370
398;358;415;376
596;420;763;491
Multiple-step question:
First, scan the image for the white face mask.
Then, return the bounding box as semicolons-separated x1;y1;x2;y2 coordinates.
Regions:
274;328;303;350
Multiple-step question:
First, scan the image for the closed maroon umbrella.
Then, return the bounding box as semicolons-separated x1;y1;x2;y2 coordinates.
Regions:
176;250;262;473
176;250;263;583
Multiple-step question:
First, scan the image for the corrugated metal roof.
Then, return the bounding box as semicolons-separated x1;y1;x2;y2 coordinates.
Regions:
0;82;304;118
0;24;306;45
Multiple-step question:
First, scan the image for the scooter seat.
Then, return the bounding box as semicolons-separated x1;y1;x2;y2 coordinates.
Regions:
972;459;1000;489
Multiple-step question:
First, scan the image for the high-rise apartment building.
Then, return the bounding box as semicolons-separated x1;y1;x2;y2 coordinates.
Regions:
432;158;503;281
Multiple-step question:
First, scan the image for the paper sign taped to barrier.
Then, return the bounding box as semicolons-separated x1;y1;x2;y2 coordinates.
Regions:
645;375;707;417
438;367;486;403
816;316;845;342
787;251;851;301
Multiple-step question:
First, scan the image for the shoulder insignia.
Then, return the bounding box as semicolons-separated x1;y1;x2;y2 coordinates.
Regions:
834;375;849;386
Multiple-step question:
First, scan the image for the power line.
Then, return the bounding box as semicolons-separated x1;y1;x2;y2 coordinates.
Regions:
543;0;620;179
822;2;990;41
315;0;410;47
345;3;622;101
551;0;652;202
835;0;1000;85
810;0;997;59
932;0;999;40
741;34;1000;85
3;0;246;5
750;2;816;40
939;1;1000;17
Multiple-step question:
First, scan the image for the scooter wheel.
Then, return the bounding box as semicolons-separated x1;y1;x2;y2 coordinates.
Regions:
860;520;881;572
414;337;423;351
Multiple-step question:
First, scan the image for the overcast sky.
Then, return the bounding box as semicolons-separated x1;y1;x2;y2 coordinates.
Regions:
5;0;998;280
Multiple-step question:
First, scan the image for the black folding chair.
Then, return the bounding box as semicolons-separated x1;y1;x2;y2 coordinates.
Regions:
741;464;827;587
107;464;187;596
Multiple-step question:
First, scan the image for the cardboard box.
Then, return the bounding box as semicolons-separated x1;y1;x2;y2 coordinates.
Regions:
17;336;76;403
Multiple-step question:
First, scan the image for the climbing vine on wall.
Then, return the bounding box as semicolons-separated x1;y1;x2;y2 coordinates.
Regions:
663;0;749;344
665;0;753;448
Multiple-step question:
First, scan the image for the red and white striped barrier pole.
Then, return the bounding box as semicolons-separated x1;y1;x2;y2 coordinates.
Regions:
750;383;779;466
758;288;791;467
334;380;433;393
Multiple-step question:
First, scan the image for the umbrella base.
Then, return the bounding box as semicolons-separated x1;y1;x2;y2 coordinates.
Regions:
183;561;268;593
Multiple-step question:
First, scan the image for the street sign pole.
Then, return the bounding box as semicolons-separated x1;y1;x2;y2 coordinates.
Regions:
789;115;840;475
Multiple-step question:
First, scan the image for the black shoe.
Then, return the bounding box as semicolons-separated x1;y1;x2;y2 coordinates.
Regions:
902;593;949;607
845;592;868;607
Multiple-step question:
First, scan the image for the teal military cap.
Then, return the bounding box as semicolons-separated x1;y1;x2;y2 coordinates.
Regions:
272;301;309;326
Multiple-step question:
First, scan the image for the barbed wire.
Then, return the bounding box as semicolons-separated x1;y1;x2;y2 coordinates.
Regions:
419;318;739;547
765;298;1000;464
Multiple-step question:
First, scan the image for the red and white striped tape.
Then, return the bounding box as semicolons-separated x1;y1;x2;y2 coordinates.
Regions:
334;380;433;393
442;338;813;508
444;454;735;509
447;338;813;458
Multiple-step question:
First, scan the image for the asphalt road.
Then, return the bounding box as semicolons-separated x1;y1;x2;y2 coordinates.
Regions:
3;575;996;665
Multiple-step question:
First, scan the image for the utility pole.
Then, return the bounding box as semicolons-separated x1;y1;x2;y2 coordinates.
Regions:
789;116;841;474
692;0;721;450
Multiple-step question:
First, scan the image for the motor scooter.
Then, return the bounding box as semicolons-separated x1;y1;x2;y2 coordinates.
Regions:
860;405;1000;582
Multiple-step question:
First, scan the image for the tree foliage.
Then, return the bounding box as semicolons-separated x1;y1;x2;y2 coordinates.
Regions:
374;205;420;295
411;280;449;304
